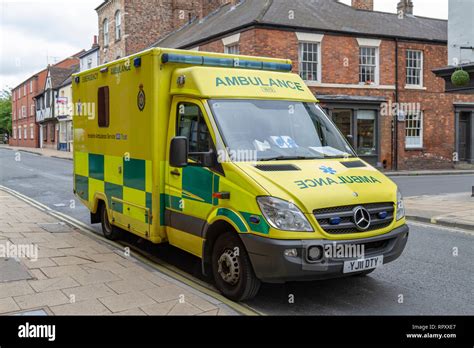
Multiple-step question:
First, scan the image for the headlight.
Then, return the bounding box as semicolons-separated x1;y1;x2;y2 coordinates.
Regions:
257;197;313;232
396;190;405;221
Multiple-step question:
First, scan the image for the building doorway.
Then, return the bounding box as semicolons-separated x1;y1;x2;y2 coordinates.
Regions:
459;112;471;162
329;108;379;167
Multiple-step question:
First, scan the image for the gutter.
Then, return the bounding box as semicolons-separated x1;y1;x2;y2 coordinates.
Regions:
393;38;400;171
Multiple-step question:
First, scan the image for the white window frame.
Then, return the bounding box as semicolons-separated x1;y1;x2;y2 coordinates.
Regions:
13;127;16;139
296;33;323;83
222;33;240;54
30;124;34;139
30;104;35;116
21;105;26;118
24;84;26;96
406;50;423;88
18;127;21;140
358;46;379;85
13;108;16;120
405;111;423;149
357;38;380;85
24;126;27;140
298;41;320;82
30;80;33;93
224;43;239;55
103;18;109;47
115;10;121;41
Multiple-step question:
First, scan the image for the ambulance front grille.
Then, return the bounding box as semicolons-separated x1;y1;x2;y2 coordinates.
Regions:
314;202;395;235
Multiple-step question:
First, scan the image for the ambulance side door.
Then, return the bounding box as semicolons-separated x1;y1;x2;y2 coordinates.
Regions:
165;97;220;242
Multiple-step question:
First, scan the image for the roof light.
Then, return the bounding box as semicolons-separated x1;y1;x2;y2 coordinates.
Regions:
162;53;203;65
203;57;234;67
262;62;293;72
161;53;292;72
235;59;263;70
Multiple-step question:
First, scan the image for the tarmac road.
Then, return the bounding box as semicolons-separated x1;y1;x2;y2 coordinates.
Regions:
1;148;473;315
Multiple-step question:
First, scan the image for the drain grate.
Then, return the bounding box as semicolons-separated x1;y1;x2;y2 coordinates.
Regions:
0;258;33;282
15;309;48;316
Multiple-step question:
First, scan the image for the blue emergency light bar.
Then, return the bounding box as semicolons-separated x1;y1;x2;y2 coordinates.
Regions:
161;53;292;72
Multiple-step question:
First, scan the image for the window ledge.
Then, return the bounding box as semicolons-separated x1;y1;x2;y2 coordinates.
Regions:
305;81;395;90
405;85;426;90
405;147;424;151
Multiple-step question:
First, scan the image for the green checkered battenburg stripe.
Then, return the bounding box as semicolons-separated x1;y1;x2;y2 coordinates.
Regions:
75;153;269;234
75;153;153;224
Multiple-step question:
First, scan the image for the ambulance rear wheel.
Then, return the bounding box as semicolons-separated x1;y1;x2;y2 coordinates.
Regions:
211;232;261;301
100;203;121;241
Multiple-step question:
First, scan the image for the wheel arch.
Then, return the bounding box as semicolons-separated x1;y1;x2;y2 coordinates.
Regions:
201;218;246;277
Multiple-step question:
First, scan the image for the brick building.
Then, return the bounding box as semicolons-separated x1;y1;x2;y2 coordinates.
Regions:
35;65;78;150
10;55;81;148
95;0;234;64
146;0;474;170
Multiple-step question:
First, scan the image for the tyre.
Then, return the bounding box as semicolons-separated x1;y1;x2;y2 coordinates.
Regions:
211;232;261;302
100;203;122;241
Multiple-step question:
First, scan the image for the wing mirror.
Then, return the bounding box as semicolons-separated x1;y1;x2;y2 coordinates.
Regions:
170;136;188;168
170;136;217;168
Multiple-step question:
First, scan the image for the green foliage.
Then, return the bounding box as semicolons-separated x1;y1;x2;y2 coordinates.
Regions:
451;69;470;87
0;88;12;135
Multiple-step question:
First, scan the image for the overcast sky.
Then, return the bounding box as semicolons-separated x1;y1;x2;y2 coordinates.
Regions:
0;0;449;91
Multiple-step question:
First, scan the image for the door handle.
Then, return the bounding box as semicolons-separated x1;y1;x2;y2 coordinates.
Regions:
170;169;181;177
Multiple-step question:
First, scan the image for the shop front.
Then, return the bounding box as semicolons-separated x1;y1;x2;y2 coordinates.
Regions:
318;95;385;168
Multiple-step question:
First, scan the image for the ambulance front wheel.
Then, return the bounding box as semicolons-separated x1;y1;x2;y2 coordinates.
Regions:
100;203;122;241
211;232;261;302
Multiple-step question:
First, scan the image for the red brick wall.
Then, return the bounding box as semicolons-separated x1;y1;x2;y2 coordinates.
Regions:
192;27;474;170
98;0;227;63
10;77;39;148
10;57;78;149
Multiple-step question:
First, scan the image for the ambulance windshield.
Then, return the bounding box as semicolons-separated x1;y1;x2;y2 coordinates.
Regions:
208;99;355;162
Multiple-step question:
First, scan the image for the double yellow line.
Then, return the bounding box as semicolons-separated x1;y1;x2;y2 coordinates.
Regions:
0;185;262;316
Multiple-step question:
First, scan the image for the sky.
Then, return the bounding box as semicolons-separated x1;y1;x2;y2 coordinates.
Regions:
0;0;449;91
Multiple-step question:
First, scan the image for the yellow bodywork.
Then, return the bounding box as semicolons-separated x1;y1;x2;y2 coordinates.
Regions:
72;48;405;259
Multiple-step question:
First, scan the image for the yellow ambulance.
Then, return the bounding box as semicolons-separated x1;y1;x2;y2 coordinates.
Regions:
73;48;409;301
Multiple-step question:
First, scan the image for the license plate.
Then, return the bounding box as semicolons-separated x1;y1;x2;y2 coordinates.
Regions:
343;255;384;274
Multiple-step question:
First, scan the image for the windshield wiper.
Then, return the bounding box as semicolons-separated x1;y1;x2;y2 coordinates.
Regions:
258;156;321;162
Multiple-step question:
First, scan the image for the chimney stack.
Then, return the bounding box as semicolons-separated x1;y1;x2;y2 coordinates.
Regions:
92;35;99;48
397;0;414;15
351;0;374;11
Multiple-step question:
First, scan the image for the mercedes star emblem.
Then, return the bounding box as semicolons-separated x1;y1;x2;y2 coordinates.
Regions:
353;206;371;231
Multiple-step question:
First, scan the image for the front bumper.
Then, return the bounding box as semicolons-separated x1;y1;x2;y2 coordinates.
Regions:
240;225;409;283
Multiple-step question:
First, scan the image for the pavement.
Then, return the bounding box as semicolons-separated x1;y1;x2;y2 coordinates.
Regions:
404;192;474;231
0;190;236;316
0;145;72;160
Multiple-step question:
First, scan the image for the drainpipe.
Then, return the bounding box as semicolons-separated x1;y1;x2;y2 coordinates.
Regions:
393;38;400;171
